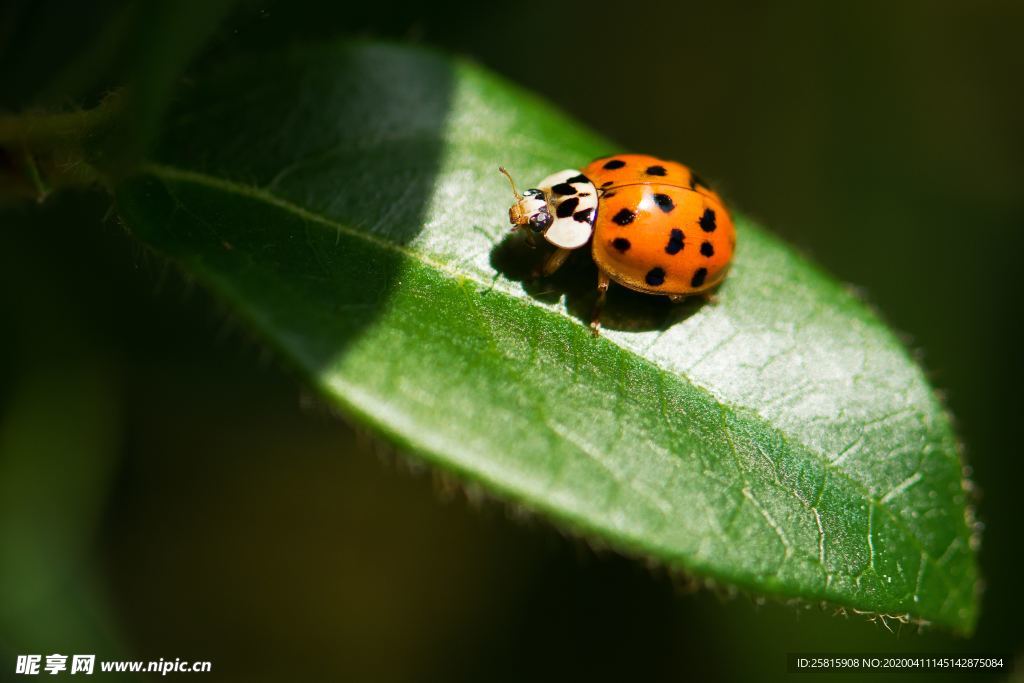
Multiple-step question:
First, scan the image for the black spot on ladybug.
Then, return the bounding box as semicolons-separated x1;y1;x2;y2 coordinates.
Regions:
601;180;614;187
612;237;631;252
645;267;666;287
603;159;626;170
573;207;594;223
665;228;685;255
653;193;675;213
556;197;579;218
700;241;715;257
551;182;577;196
645;165;667;176
565;174;589;184
699;208;717;232
603;191;617;199
577;192;591;197
691;267;708;287
689;171;708;190
526;189;544;197
612;208;635;225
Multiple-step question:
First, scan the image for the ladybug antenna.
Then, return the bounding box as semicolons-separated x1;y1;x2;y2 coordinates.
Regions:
498;166;523;201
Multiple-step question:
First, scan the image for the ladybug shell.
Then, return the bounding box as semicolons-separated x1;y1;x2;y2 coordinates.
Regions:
584;154;736;296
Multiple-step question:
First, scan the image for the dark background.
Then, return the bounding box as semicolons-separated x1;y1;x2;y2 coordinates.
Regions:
2;1;1021;680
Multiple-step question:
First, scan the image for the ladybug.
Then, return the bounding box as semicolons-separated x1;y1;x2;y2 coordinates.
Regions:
500;154;736;332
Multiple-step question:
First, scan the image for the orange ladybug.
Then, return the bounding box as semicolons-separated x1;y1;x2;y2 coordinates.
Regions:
501;154;736;332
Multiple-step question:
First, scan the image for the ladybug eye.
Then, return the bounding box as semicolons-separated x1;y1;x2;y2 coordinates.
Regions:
529;211;552;232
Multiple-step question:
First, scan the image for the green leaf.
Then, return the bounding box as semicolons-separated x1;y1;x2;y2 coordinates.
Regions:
112;42;979;633
0;217;131;664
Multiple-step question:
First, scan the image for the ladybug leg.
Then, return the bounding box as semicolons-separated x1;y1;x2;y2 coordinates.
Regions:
590;270;611;336
517;228;539;249
533;248;572;279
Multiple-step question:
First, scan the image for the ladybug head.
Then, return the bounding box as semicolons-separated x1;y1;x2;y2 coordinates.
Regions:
500;167;552;234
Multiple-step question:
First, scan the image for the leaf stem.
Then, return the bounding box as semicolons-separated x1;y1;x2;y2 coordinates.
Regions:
0;91;122;147
0;92;122;199
17;147;50;203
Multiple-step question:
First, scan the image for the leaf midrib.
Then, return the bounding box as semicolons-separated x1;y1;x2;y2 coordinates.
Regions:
139;161;964;602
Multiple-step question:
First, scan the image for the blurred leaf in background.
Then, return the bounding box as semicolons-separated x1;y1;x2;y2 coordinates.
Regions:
0;0;234;197
0;201;137;679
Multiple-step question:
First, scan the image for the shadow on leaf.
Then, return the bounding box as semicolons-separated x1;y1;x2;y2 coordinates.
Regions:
117;44;455;373
489;229;707;333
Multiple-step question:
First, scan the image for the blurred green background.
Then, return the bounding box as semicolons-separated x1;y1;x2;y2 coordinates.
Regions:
1;1;1021;680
